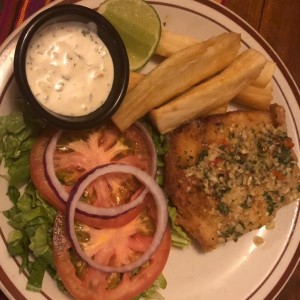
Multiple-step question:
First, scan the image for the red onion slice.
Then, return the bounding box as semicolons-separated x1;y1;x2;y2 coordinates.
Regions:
43;123;157;217
66;164;168;273
134;122;157;177
44;130;69;201
44;133;147;215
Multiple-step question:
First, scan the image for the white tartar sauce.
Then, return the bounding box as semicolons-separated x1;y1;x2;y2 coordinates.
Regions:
26;22;114;117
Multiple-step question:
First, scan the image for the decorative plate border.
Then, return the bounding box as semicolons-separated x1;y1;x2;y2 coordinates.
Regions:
0;0;299;299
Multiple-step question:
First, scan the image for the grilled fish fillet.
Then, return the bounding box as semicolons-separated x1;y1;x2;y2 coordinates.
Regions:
164;104;300;251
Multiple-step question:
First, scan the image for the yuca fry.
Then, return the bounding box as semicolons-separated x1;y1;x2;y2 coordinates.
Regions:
156;29;275;88
252;61;276;87
265;81;273;91
128;69;272;115
150;49;266;134
204;104;228;116
128;72;144;92
234;83;273;110
156;29;275;89
129;71;228;115
155;29;200;57
112;32;241;131
155;30;275;111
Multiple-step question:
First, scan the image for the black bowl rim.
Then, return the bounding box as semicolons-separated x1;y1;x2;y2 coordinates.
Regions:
14;4;129;130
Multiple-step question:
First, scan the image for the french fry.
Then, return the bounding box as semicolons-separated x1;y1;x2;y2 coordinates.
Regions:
252;61;276;87
155;29;200;57
112;32;241;131
150;49;266;134
234;83;273;110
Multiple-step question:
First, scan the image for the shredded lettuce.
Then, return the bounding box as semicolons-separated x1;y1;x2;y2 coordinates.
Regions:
143;121;191;249
0;110;46;186
141;122;168;187
133;274;167;300
0;111;64;292
168;206;191;248
3;183;63;292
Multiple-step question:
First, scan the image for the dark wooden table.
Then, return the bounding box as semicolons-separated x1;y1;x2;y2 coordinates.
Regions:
1;0;300;299
224;2;300;299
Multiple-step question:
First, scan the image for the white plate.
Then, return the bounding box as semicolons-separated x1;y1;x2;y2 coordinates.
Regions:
0;0;300;299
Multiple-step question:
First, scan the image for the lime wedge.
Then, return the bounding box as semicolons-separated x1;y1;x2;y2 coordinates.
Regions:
99;0;161;71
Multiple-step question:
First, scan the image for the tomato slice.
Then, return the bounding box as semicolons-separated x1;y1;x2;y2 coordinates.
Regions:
53;196;171;300
30;122;154;227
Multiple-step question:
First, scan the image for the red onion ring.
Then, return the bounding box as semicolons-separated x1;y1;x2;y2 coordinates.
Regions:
44;130;68;201
43;122;157;217
66;164;168;273
134;121;157;177
44;132;147;216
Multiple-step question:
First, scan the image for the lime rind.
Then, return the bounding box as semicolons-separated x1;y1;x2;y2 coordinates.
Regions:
99;0;161;70
101;0;158;29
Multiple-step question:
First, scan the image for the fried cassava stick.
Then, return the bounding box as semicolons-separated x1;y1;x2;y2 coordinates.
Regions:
234;83;273;110
128;71;228;115
112;32;241;131
251;61;276;88
156;30;274;84
155;31;275;111
154;30;276;109
127;72;145;92
155;29;200;57
150;49;267;134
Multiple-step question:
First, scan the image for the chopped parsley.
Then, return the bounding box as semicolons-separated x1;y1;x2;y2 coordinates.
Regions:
263;192;277;215
240;195;253;210
217;202;230;215
198;149;208;161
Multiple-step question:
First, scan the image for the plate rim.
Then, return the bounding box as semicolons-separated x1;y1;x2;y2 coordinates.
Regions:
0;0;299;299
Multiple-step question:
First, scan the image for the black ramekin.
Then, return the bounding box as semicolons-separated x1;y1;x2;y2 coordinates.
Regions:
14;4;129;130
